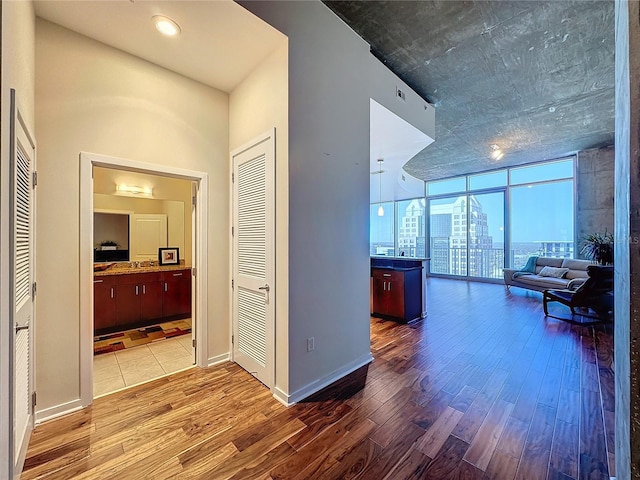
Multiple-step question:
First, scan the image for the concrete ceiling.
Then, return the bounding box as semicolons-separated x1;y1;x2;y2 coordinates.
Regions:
325;0;615;181
34;0;285;93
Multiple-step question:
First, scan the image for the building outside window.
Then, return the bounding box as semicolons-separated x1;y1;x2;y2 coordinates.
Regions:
396;199;426;257
429;195;500;277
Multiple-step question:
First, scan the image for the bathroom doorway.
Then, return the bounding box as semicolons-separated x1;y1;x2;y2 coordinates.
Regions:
79;152;209;405
92;168;194;396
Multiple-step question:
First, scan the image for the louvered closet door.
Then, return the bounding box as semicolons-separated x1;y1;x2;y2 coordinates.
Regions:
232;131;275;388
11;89;36;476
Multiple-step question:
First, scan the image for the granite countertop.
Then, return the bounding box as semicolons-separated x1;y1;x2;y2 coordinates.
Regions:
94;262;191;276
370;256;429;273
372;265;423;271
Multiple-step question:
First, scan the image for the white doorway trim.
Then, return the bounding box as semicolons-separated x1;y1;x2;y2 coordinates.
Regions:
79;152;209;407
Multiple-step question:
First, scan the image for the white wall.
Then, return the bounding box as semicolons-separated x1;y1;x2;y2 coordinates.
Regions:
239;1;373;400
369;55;435;141
34;19;229;412
1;1;36;474
229;42;289;393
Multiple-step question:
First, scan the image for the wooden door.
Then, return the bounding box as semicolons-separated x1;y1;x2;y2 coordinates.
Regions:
116;282;140;327
231;130;275;388
163;271;191;319
386;271;405;319
372;270;389;315
140;281;163;322
94;278;116;331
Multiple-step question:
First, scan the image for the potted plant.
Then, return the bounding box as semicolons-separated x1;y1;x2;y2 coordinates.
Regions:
581;231;614;265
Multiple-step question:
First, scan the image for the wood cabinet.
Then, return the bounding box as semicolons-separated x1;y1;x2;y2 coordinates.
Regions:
115;272;164;327
163;269;192;319
94;268;191;334
116;280;141;327
371;267;422;322
93;277;117;331
141;280;164;322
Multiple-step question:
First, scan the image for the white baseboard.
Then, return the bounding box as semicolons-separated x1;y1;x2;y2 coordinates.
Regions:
272;386;290;406
208;353;230;367
35;398;83;424
273;352;374;407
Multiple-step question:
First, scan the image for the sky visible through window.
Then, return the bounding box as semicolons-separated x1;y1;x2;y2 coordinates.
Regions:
510;180;573;243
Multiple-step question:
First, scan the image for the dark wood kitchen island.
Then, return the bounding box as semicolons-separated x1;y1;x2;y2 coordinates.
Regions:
370;257;428;322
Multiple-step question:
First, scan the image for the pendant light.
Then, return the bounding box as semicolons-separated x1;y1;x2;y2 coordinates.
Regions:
377;158;384;217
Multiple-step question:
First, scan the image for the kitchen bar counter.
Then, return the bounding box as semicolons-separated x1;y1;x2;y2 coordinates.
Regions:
370;265;423;272
370;257;428;321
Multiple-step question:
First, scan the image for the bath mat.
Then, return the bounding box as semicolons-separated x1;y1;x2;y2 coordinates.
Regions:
94;319;191;355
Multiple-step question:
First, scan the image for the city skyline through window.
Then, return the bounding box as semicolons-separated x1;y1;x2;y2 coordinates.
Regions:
429;193;504;278
370;158;575;279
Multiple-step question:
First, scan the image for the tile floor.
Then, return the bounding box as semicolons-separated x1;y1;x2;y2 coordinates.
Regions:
93;333;194;397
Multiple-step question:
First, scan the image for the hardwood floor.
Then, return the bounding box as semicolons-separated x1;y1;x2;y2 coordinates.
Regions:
22;278;614;480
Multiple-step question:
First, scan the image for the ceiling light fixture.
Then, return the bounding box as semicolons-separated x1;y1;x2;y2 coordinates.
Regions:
490;144;504;160
377;159;385;217
153;15;181;37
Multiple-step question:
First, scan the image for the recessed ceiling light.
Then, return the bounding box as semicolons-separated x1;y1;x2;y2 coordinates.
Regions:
490;144;503;160
153;15;181;37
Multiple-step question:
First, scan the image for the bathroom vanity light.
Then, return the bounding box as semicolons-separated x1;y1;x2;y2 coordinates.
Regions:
116;184;153;197
153;15;181;37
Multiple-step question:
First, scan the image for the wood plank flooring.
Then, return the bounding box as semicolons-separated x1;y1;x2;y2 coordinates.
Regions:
22;278;614;480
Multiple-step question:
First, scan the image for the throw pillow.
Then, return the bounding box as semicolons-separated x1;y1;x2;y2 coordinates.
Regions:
539;266;570;278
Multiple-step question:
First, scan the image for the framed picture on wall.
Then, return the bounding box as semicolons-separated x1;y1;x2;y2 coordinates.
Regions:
159;247;180;265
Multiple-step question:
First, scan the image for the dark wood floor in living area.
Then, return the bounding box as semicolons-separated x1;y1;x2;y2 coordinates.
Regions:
22;278;614;480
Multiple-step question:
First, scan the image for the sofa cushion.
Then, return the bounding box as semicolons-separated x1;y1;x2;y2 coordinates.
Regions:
539;266;570;278
561;258;592;271
514;275;569;289
537;257;564;267
560;259;592;279
534;257;563;273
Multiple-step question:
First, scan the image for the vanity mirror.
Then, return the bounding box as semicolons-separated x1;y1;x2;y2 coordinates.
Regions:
93;194;185;263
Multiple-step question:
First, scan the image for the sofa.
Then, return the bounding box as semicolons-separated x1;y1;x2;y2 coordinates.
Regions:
503;257;593;292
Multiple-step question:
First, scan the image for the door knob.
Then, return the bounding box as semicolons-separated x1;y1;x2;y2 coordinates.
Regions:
258;284;270;292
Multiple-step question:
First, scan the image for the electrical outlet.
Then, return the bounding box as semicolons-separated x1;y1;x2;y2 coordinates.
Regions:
307;337;315;352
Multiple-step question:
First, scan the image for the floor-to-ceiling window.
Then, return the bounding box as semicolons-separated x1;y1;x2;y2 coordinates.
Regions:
370;199;426;258
370;157;575;281
469;191;505;279
370;202;395;256
508;160;574;268
428;192;505;279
